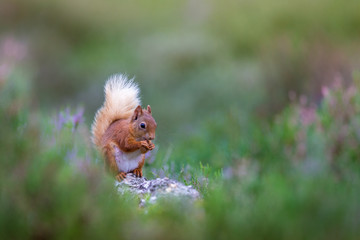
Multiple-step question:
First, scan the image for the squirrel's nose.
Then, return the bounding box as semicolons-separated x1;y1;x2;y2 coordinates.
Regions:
149;134;155;140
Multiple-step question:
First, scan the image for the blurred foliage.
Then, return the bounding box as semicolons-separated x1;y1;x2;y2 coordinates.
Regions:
1;0;360;142
1;44;360;240
1;0;360;239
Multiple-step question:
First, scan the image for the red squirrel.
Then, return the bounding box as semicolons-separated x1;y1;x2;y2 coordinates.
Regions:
91;74;157;181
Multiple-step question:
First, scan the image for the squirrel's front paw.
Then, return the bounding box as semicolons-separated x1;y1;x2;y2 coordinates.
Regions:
115;172;127;181
147;141;155;150
132;168;143;178
140;140;150;149
140;140;152;153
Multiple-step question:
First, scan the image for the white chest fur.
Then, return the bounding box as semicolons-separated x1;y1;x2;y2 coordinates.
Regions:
114;147;143;173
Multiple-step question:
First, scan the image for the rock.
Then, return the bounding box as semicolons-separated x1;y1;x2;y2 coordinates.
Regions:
115;173;201;206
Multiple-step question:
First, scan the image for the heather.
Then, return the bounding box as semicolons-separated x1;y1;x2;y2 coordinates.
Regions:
1;1;360;239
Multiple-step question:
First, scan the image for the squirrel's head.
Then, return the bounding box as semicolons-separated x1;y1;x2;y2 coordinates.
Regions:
131;105;157;141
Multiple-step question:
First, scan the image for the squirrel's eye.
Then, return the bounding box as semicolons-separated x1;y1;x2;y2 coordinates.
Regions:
140;123;146;129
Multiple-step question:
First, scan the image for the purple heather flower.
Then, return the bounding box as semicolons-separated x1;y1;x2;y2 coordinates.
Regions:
53;107;84;132
71;107;84;132
321;86;329;97
300;107;316;126
1;37;27;61
54;111;66;131
0;63;11;80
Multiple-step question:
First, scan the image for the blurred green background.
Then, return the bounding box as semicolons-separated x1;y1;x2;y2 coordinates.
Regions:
1;0;360;239
2;0;360;141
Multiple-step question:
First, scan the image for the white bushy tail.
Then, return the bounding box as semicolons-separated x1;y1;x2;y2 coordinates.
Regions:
91;74;141;147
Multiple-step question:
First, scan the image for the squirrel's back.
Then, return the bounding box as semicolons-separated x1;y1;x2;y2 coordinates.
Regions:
91;74;141;147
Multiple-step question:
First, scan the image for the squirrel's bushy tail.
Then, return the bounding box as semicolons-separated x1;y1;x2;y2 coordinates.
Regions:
91;74;141;147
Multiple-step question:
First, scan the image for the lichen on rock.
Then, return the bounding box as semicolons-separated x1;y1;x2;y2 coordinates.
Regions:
115;173;200;206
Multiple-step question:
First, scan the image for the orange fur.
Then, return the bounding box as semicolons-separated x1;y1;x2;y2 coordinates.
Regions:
92;74;157;180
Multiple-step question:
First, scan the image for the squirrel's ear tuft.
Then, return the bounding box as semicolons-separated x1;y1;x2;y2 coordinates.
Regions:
147;105;152;114
132;105;143;121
